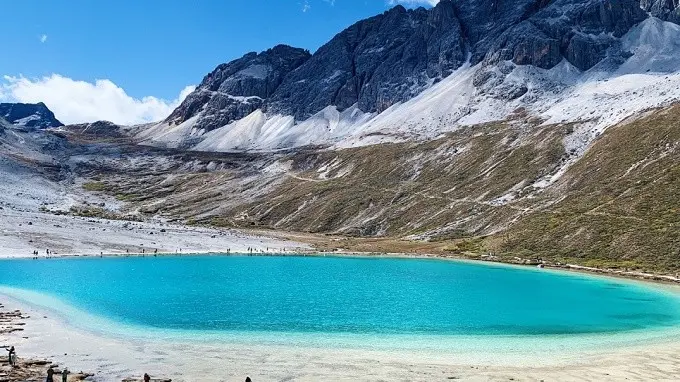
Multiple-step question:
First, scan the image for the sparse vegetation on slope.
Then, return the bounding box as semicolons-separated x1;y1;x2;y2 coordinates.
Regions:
229;121;567;237
51;106;680;274
87;120;567;237
496;107;680;272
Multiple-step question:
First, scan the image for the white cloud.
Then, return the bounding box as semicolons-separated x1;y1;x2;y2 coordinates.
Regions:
387;0;439;6
302;0;311;12
0;74;195;125
40;34;48;43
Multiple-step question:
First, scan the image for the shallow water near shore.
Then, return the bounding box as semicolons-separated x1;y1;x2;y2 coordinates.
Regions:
2;255;680;355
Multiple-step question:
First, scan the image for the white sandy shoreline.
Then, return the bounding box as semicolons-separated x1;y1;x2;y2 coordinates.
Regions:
0;209;309;259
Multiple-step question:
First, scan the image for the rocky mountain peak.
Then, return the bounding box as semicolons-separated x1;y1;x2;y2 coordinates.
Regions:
263;0;650;119
145;0;680;152
165;44;310;131
265;0;467;119
0;102;64;129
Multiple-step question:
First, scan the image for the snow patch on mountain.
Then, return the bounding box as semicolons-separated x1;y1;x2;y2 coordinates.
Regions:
193;111;291;152
136;116;201;148
12;114;43;127
192;105;376;152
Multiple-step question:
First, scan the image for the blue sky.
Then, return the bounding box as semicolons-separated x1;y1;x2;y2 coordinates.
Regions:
0;0;436;124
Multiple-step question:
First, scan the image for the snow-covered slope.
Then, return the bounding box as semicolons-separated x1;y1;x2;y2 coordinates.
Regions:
136;18;680;154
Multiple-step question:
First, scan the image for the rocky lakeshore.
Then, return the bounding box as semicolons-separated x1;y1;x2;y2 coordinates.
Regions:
1;303;92;382
0;357;92;382
1;302;175;382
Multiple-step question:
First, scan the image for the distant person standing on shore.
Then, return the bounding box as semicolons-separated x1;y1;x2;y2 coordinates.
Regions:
46;367;55;382
62;368;69;382
143;373;151;382
7;346;15;366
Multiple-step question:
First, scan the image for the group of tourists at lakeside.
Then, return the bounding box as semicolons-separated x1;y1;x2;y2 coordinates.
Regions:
5;346;68;382
5;345;255;382
30;249;54;259
24;246;289;259
45;365;68;382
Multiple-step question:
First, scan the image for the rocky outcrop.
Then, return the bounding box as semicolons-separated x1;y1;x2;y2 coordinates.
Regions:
64;121;125;138
0;102;63;129
483;0;646;71
452;0;545;65
165;45;310;131
641;0;680;24
267;3;467;118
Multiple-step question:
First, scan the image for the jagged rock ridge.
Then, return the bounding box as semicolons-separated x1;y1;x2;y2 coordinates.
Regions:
146;0;680;151
267;3;468;119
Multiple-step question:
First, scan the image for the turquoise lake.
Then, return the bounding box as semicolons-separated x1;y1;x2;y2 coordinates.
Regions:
1;255;680;338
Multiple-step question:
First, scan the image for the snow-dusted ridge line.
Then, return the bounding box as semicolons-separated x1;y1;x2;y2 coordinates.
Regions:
135;18;680;154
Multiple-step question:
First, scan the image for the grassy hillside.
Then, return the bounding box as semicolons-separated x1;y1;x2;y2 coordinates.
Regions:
226;121;566;237
73;106;680;273
496;107;680;272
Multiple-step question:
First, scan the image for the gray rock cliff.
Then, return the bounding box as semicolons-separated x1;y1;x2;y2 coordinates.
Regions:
166;0;668;132
165;45;310;131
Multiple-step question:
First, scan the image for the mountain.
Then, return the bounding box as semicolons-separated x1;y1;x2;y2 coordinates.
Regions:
267;0;644;116
266;3;467;119
74;101;680;272
0;102;64;129
12;0;680;273
136;0;680;153
136;45;311;147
